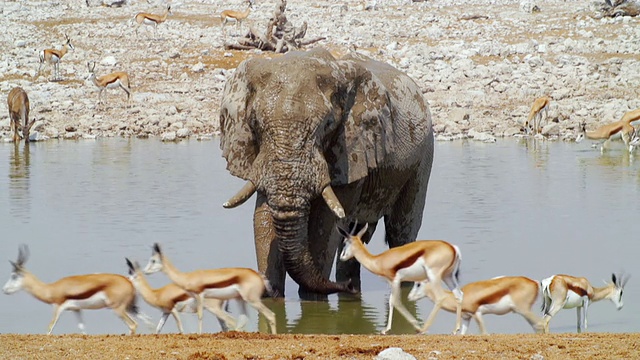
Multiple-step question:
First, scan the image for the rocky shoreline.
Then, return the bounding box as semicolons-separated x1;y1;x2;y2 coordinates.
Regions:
1;0;639;143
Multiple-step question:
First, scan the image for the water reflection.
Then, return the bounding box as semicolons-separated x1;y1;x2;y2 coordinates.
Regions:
9;143;31;222
0;139;639;335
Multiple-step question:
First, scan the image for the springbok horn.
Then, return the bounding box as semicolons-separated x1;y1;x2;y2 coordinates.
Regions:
322;186;345;219
223;181;256;208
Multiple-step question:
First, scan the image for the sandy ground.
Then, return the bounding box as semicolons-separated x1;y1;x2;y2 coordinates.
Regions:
1;332;639;359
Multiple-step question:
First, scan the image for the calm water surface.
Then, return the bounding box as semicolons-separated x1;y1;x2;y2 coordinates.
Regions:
0;138;638;335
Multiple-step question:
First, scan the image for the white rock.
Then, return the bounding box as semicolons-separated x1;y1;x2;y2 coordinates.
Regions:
161;132;177;142
191;62;205;73
375;347;417;360
15;40;27;48
176;128;191;138
100;56;118;67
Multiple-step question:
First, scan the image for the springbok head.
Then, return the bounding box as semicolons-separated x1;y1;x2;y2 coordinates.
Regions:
3;245;30;294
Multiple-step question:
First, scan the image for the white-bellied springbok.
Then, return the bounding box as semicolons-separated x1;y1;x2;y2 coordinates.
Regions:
7;87;36;143
540;273;629;333
143;243;277;334
408;276;544;335
576;108;640;153
86;62;131;107
338;223;463;335
37;34;74;81
524;95;551;135
133;5;172;37
2;245;151;335
220;1;252;35
126;258;242;334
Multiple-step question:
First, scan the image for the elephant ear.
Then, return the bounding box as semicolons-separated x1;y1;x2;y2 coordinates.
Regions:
219;59;270;181
327;57;396;185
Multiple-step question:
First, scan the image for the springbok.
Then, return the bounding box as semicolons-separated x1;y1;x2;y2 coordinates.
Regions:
143;243;277;334
37;34;74;81
576;108;640;153
524;96;551;135
540;273;629;333
408;276;544;335
86;62;131;106
133;5;172;37
220;1;253;35
126;258;241;334
2;245;151;335
338;223;463;335
7;87;36;143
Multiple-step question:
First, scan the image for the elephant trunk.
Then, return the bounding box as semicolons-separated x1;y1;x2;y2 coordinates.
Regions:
272;206;353;295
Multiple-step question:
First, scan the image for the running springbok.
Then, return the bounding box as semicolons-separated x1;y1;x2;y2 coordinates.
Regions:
7;87;36;143
86;62;131;106
220;1;252;35
576;108;640;153
540;273;629;333
126;258;241;334
524;95;551;135
408;276;544;335
143;243;277;334
338;223;463;335
37;34;74;81
133;5;172;37
2;245;150;335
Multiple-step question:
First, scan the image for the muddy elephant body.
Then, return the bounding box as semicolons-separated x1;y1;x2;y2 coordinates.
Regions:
219;47;434;298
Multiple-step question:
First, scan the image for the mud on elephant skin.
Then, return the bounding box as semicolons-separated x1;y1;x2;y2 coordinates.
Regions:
219;47;434;299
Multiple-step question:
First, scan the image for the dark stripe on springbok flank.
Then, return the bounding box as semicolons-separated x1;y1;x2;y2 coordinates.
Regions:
204;276;240;290
477;287;510;307
393;250;424;273
565;282;589;297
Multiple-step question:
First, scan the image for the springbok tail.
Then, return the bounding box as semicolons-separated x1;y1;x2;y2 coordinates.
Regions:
539;277;553;315
261;273;275;298
127;295;154;328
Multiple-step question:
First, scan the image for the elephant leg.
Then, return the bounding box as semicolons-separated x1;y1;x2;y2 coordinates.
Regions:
300;197;342;300
254;193;286;297
384;158;432;250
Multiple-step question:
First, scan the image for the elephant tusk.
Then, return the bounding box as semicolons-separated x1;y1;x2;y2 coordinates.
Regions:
223;181;256;208
322;186;346;219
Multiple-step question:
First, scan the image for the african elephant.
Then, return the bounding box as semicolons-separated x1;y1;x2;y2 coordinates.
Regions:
219;47;434;299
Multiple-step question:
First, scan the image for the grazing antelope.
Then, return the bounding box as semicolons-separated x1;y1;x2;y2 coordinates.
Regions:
220;2;253;35
133;5;172;37
7;87;36;143
576;108;640;153
86;62;131;106
37;34;74;81
338;223;463;335
143;243;277;334
540;273;628;333
408;276;544;335
524;96;551;135
2;245;151;335
126;258;241;334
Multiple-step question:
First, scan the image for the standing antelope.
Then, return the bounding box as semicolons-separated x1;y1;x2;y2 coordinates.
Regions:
338;223;463;335
143;243;277;334
540;273;628;333
37;34;74;81
133;5;172;37
576;108;640;153
86;62;131;106
2;245;151;335
220;2;253;35
126;258;240;334
408;276;544;335
524;95;551;135
7;87;36;143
